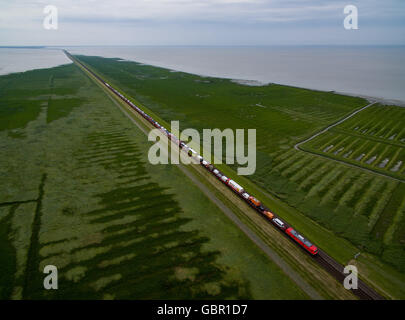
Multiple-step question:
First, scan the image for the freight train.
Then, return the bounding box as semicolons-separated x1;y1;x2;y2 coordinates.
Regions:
71;53;319;256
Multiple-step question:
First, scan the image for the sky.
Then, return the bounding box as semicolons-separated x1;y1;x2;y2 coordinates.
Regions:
0;0;404;46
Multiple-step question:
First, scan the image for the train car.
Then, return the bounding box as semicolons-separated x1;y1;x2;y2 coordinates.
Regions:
172;136;180;145
220;175;229;183
241;192;250;200
272;218;287;231
188;148;197;157
262;211;274;220
285;227;318;255
228;180;244;194
248;196;261;207
213;169;222;178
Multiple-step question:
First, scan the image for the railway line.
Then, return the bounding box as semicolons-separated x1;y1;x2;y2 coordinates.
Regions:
65;50;385;300
315;251;383;300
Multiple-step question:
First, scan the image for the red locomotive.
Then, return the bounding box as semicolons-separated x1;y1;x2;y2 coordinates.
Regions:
285;227;318;255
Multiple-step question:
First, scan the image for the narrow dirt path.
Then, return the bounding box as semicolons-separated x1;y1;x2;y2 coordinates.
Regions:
294;101;377;150
294;101;405;183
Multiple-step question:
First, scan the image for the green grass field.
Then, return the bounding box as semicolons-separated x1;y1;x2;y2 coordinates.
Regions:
73;55;405;298
301;104;405;180
0;63;309;299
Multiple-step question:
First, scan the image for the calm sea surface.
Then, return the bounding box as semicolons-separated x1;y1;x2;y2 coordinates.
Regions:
0;48;70;75
67;46;405;103
2;46;405;103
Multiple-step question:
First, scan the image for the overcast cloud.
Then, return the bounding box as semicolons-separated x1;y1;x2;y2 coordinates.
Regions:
0;0;404;45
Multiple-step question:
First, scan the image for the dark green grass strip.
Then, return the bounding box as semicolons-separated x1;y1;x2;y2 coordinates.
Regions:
372;183;403;239
0;205;17;299
22;173;47;299
0;199;37;207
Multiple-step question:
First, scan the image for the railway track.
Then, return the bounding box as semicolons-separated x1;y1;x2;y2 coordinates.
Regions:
315;250;384;300
65;50;386;300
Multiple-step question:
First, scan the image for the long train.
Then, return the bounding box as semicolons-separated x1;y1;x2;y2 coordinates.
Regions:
70;52;318;256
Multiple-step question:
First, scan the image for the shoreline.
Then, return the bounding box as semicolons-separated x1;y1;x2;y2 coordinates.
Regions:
2;47;405;107
334;92;405;107
230;78;405;107
142;62;405;107
93;53;405;107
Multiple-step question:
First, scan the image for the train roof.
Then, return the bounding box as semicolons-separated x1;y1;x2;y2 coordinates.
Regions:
289;228;313;247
